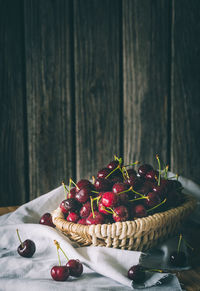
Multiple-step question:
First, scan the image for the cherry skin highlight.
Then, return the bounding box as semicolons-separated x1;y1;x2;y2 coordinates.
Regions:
67;212;80;223
102;192;118;208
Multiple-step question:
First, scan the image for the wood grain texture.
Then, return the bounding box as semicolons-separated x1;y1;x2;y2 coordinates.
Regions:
0;0;28;206
123;0;170;168
74;0;121;180
24;0;75;199
171;0;200;183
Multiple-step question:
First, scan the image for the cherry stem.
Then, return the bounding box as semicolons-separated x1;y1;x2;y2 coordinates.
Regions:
119;166;127;180
116;187;132;196
62;182;68;199
91;190;99;194
156;154;161;186
59;245;69;262
176;174;179;180
129;197;147;202
131;188;145;198
16;229;23;248
147;198;167;213
90;197;95;218
69;178;72;193
54;240;62;266
105;165;120;179
122;166;129;179
103;207;113;214
164;165;169;179
114;155;123;165
92;176;95;184
70;178;79;190
146;269;163;273
182;237;194;251
123;161;139;167
107;207;116;215
177;234;182;253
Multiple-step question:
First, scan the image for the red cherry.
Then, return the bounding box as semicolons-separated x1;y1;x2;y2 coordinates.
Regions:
102;192;118;208
131;204;147;218
94;178;112;191
113;206;129;222
77;218;87;225
127;265;145;283
107;160;120;170
51;266;70;281
98;201;110;215
127;168;137;177
125;176;142;189
39;213;55;228
75;187;91;203
86;211;105;225
97;168;112;179
67;212;79;223
145;192;161;208
76;179;92;192
112;182;129;194
138;164;153;177
16;229;36;258
145;170;159;182
59;198;80;214
66;259;83;277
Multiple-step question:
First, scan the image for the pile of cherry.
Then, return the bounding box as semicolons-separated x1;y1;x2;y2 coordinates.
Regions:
59;155;183;225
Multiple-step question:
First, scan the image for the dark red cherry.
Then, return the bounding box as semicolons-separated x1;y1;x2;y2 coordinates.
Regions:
131;204;147;218
94;178;112;191
109;174;124;185
127;168;137;177
77;218;87;225
102;192;118;208
39;213;55;228
118;192;129;205
51;266;70;281
169;251;187;267
17;239;36;258
86;211;105;225
60;198;80;214
67;212;79;223
145;170;159;182
97;168;112;179
113;205;129;222
107;160;120;170
125;176;142;190
145;192;161;208
138;164;153;177
66;259;83;277
127;265;145;283
75;187;92;203
80;201;91;218
76;179;92;192
67;187;76;199
112;182;129;194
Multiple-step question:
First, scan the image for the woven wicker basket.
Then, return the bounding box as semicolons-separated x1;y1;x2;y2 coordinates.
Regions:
52;194;197;251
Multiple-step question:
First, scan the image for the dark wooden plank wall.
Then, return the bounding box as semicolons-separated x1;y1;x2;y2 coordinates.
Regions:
0;0;200;206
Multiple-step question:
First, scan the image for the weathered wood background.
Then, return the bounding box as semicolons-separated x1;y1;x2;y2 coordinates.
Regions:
0;0;200;206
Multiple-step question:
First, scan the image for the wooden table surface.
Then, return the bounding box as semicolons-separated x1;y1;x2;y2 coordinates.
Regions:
0;206;200;291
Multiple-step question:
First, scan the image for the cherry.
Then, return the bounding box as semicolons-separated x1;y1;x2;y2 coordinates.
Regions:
107;160;120;170
97;168;111;179
16;229;36;258
98;201;110;215
138;164;153;177
80;201;92;218
86;211;105;225
60;198;80;214
127;265;146;283
67;212;80;223
102;192;118;208
131;204;147;218
39;213;55;228
145;170;159;182
109;175;123;185
51;266;70;281
112;182;129;194
67;187;76;199
145;192;161;208
75;179;92;192
77;218;87;225
125;176;142;190
113;205;129;222
66;259;83;277
75;186;92;203
169;251;187;267
94;178;112;191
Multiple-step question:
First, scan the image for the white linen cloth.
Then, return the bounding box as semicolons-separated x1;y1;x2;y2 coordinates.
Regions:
0;173;199;291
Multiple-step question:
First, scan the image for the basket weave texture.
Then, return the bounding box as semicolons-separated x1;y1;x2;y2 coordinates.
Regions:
52;194;196;251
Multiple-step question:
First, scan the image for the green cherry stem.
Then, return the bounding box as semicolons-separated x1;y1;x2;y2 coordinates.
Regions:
116;187;132;196
156;154;161;186
91;190;99;194
129;197;147;202
16;229;24;248
182;237;194;251
69;178;72;193
164;165;169;179
92;176;96;184
70;178;79;190
90;197;95;218
54;240;62;266
105;165;120;179
123;161;139;167
147;198;167;213
177;234;182;254
62;182;68;199
131;188;145;198
146;269;164;273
